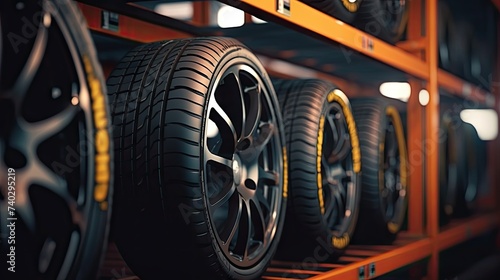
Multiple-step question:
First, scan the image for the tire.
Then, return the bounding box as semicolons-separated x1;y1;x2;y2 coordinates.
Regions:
350;98;408;244
273;79;361;260
438;1;454;72
438;2;473;81
302;0;362;23
449;21;473;81
0;1;113;279
107;37;287;279
454;122;480;217
469;1;497;89
438;114;466;224
470;39;494;89
354;0;409;43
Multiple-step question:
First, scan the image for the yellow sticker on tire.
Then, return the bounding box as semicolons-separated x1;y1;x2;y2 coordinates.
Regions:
317;116;326;214
332;233;350;249
283;146;289;198
385;106;408;234
327;91;361;173
341;0;360;12
83;55;111;210
317;91;361;219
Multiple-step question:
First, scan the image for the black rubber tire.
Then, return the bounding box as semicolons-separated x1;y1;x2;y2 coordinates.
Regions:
107;37;287;279
470;39;494;90
273;79;361;260
454;122;480;217
438;1;474;81
350;98;408;244
302;0;362;23
469;0;497;90
475;133;488;198
449;21;473;81
438;1;454;72
0;1;112;279
354;0;409;43
438;114;467;224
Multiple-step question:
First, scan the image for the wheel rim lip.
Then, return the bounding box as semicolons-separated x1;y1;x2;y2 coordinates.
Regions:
203;62;283;268
321;102;357;237
0;1;97;277
381;118;406;228
383;0;407;35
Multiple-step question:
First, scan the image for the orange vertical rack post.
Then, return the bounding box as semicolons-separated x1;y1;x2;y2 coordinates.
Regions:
425;0;440;279
406;0;425;236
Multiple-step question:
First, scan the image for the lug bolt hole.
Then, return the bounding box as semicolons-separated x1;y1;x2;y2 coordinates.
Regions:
245;179;256;190
5;148;27;169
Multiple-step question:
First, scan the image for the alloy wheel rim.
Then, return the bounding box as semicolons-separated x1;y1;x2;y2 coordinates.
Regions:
204;63;283;267
321;102;356;237
381;121;404;224
0;1;96;277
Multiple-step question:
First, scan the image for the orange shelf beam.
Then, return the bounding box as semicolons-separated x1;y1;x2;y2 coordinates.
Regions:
77;3;191;43
437;70;491;105
226;0;429;80
437;214;498;251
308;239;432;280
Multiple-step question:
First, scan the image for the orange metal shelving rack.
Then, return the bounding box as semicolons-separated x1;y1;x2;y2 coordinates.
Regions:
78;0;500;279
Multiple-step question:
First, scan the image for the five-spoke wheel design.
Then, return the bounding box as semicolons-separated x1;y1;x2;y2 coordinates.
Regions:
0;1;111;279
274;79;361;260
205;64;284;266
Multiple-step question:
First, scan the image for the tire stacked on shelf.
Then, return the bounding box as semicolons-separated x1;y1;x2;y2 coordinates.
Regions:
438;0;497;88
0;1;113;279
350;98;408;244
454;122;480;217
302;0;409;43
273;79;361;261
107;37;287;279
469;0;497;90
439;110;481;225
354;0;409;43
439;109;486;221
302;0;362;24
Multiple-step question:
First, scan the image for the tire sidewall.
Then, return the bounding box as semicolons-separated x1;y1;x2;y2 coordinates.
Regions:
50;1;113;279
321;89;361;250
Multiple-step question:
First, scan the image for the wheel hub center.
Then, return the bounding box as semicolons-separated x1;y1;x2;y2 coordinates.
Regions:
233;153;259;198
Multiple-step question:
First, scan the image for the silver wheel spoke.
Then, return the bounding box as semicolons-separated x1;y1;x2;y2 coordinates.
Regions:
242;84;261;138
24;105;78;144
210;101;238;144
221;195;243;245
205;150;233;169
10;20;48;104
259;166;279;186
210;182;236;209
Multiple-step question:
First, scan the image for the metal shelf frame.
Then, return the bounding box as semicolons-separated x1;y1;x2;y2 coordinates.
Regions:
77;0;500;279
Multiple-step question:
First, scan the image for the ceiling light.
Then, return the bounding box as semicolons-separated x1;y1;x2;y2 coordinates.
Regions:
418;89;429;106
460;109;498;141
217;5;244;28
252;16;266;24
379;82;411;102
155;2;193;20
